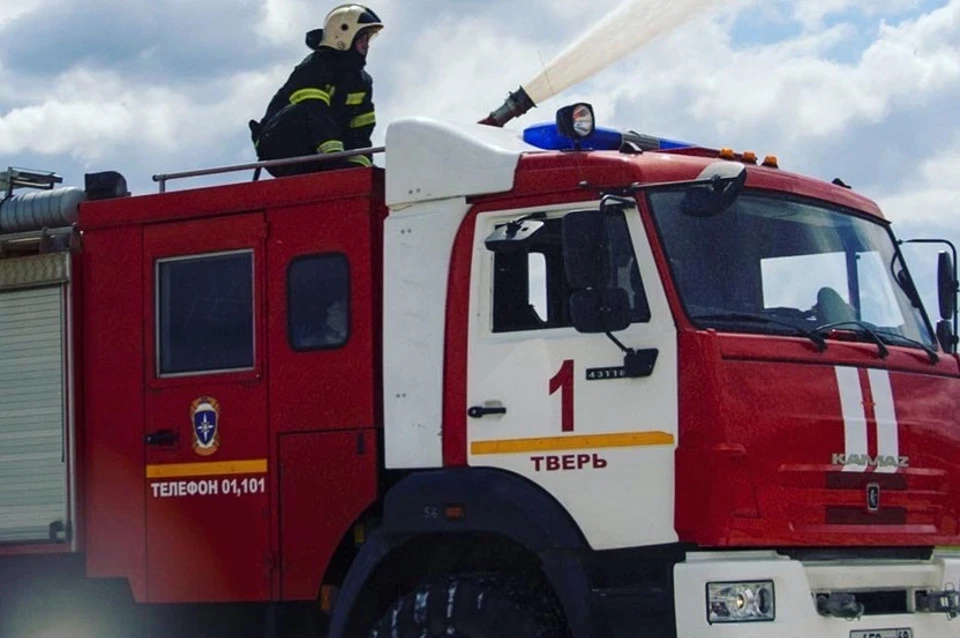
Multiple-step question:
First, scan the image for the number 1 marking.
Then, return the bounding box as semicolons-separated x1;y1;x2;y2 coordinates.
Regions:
549;359;575;432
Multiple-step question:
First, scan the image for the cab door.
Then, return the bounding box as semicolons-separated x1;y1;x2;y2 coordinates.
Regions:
466;203;678;550
142;214;270;602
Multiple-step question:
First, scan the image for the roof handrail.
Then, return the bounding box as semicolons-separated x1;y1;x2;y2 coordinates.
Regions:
1;167;63;198
152;146;385;193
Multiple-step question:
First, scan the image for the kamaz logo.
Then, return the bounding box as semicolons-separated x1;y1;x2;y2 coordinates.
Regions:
831;453;909;468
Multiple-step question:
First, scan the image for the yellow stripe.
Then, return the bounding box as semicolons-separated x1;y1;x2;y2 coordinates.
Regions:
290;88;331;106
471;431;674;456
346;92;366;105
318;140;345;154
146;458;268;479
350;112;376;128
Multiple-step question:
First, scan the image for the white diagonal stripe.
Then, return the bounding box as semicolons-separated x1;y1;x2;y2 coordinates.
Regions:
868;369;899;474
836;367;868;472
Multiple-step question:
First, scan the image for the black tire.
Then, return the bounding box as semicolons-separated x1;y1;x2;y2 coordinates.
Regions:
370;574;567;638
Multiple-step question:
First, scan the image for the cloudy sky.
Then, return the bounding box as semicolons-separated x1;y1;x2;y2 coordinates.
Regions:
1;0;958;309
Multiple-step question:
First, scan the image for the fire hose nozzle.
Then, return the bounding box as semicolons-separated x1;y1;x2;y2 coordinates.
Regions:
479;86;536;128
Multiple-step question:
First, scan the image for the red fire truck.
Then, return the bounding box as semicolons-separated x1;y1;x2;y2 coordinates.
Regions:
1;102;960;638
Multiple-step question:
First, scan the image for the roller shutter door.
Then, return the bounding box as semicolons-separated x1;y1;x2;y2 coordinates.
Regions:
0;255;69;543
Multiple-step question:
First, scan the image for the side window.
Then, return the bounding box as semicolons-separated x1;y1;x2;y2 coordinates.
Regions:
157;251;254;375
491;211;650;333
288;253;350;351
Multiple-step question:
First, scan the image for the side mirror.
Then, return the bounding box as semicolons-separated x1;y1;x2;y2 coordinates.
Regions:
570;289;631;334
936;320;956;354
937;251;957;320
562;211;608;289
680;164;747;218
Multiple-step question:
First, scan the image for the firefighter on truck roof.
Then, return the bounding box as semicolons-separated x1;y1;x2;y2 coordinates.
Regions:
250;4;383;177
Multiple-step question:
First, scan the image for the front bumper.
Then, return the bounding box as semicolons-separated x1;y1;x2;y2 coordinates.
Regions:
675;550;960;638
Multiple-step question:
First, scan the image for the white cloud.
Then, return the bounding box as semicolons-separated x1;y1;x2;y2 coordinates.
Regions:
256;0;316;48
0;0;44;28
790;0;924;29
596;0;960;146
878;144;960;227
0;62;281;170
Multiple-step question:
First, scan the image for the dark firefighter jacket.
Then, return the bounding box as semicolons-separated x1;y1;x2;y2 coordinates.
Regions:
252;44;375;175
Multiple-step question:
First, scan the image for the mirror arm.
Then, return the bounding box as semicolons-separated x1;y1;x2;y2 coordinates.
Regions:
604;332;658;379
605;331;631;354
599;193;637;215
496;211;547;235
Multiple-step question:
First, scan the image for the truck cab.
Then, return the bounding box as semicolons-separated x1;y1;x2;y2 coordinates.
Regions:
362;110;960;638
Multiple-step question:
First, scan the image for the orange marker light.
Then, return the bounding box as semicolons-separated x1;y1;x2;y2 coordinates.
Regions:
320;585;338;613
742;151;758;164
719;148;736;160
444;504;466;521
762;155;780;168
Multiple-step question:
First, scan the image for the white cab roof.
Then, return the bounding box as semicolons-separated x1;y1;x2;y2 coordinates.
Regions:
384;117;541;209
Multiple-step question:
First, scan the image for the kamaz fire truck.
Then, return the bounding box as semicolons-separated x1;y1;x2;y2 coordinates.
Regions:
1;102;960;638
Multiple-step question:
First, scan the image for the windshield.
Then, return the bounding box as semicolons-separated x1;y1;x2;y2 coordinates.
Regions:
647;190;935;348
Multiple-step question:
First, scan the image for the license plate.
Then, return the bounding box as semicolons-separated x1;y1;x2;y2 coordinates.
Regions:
850;630;912;638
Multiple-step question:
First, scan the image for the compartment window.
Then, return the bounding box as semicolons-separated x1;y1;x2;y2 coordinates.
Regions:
157;250;254;375
288;253;350;351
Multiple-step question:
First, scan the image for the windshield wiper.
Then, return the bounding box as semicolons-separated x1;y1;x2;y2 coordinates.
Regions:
693;312;827;352
873;329;940;364
815;320;889;359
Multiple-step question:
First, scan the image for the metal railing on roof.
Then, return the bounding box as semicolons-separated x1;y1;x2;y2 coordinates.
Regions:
1;167;63;198
151;147;385;193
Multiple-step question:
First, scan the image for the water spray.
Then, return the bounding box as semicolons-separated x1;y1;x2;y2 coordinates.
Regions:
480;0;727;127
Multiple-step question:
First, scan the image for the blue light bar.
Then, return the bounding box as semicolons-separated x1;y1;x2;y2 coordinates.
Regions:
523;123;619;150
653;137;695;150
523;123;694;152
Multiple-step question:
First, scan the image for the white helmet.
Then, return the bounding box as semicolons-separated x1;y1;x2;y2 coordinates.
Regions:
319;4;384;51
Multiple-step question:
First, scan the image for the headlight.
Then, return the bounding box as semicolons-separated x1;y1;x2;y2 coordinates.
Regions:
707;581;775;624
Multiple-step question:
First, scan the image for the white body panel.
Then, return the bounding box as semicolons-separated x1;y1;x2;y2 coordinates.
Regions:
384;117;536;208
675;551;960;638
0;253;73;544
382;116;536;468
382;198;471;468
466;203;679;550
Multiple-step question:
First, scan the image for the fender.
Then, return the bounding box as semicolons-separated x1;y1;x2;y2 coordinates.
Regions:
380;467;586;546
328;467;595;637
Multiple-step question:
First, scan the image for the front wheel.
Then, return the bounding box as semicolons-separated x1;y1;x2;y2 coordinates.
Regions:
370;574;567;638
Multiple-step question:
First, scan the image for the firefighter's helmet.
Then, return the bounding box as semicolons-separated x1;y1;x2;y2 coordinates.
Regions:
318;4;384;51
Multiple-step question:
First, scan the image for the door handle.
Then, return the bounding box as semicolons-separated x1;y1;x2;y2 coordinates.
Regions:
145;429;179;447
468;405;507;418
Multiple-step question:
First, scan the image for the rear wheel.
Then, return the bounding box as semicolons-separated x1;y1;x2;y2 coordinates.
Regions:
370;574;567;638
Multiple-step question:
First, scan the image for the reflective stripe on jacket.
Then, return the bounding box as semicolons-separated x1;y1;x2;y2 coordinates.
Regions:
260;48;375;157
